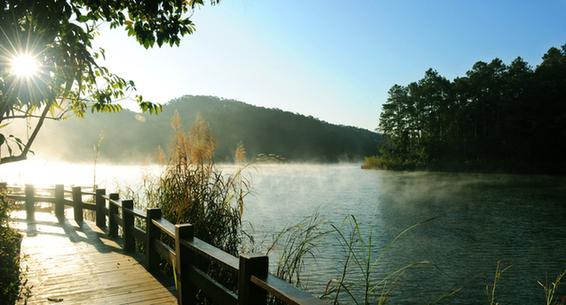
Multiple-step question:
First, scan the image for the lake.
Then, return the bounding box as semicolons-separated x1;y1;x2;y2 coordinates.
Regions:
3;161;566;304
240;164;566;304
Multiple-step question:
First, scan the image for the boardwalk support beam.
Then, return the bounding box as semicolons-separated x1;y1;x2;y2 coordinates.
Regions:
95;188;106;228
122;199;135;252
238;254;268;305
146;208;162;273
25;184;35;221
176;224;196;305
55;184;64;220
72;186;83;225
108;193;119;237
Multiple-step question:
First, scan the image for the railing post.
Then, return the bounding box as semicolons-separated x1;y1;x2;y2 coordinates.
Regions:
72;186;83;224
122;199;135;252
146;208;162;273
108;193;119;237
95;188;106;228
175;224;196;305
55;184;65;220
238;254;268;305
25;184;35;221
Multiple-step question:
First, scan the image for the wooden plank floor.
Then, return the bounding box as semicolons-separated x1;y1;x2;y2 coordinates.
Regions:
14;211;178;305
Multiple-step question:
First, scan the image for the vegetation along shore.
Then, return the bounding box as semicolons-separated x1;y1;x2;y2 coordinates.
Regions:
364;44;566;176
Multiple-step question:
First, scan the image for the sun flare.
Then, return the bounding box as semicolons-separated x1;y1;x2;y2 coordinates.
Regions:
11;54;39;77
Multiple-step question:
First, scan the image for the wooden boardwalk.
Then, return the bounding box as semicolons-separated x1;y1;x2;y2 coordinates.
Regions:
14;211;178;305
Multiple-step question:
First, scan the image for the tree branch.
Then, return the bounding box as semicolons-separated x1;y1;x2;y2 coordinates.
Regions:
21;102;52;158
3;114;65;120
0;102;52;165
1;153;28;164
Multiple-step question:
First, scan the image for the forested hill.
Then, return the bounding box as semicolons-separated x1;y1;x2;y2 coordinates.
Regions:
365;44;566;175
30;95;381;164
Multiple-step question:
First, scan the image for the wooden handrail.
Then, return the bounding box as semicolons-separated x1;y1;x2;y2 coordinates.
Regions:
180;237;240;273
253;274;326;305
152;217;176;238
4;183;327;305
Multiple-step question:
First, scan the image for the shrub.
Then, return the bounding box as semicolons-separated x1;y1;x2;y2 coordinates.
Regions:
151;112;251;256
0;188;25;304
125;112;282;295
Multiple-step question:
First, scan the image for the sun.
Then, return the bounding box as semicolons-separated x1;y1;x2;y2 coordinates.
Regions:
10;54;40;77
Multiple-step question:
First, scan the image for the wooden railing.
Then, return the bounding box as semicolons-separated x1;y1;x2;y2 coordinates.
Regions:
3;183;326;305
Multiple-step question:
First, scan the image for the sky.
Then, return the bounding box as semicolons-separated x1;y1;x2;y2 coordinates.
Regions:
92;0;566;131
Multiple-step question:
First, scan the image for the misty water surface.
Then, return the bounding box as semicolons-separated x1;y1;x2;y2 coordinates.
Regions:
241;164;566;304
4;162;566;304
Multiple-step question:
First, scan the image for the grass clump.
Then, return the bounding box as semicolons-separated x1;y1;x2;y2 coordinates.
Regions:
120;111;283;296
539;270;566;305
322;214;435;305
266;214;331;290
486;261;513;305
152;112;247;256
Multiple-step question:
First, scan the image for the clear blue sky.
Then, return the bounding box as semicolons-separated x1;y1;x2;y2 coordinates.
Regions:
93;0;566;131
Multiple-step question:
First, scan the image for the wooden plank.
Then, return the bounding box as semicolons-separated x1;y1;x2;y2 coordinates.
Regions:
6;195;25;201
132;206;147;218
154;239;176;265
189;265;238;305
82;203;96;211
15;211;178;305
181;237;239;273
112;212;125;227
152;217;176;237
131;225;147;243
251;274;328;305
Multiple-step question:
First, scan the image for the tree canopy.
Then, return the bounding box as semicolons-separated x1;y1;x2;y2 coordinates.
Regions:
372;44;566;175
0;0;219;164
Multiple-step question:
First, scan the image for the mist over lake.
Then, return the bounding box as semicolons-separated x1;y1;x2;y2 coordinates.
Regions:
4;161;566;303
241;164;566;304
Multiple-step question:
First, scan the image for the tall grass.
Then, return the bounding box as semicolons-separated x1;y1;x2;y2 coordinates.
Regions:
266;214;331;290
149;112;285;256
486;261;512;305
144;111;246;292
321;214;435;305
539;270;566;305
117;111;282;294
93;126;106;188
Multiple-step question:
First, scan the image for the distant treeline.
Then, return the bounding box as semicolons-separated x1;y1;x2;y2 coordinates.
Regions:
30;95;381;164
365;44;566;175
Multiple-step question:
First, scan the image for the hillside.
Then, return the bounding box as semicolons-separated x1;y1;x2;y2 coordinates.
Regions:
24;95;381;164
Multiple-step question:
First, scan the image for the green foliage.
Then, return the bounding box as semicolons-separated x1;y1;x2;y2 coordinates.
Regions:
0;0;218;164
374;44;566;175
0;188;26;304
361;156;383;169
